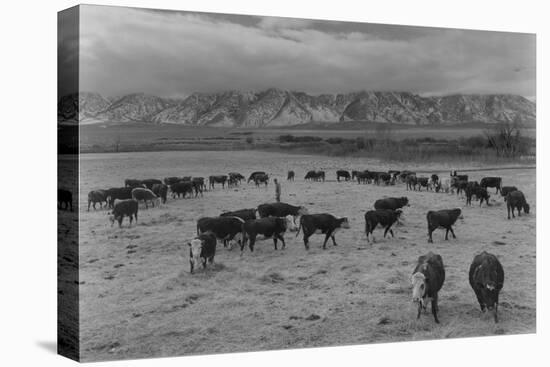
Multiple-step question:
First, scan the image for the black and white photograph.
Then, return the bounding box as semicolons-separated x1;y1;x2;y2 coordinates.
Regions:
56;2;537;363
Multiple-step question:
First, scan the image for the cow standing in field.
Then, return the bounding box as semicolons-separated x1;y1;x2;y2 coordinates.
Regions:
426;208;463;243
241;217;291;252
469;251;504;322
171;181;195;198
377;172;392;185
417;177;431;191
58;189;73;211
506;191;530;219
374;197;409;211
124;179;144;188
337;170;351;182
196;216;245;248
140;178;162;190
297;214;350;250
257;202;308;226
430;174;439;187
164;177;181;186
105;187;133;208
465;186;490;206
228;172;245;184
355;171;370;184
500;186;518;200
399;171;416;183
406;175;418;191
108;199;138;228
364;209;402;242
191;177;205;195
254;173;269;187
480;177;502;195
209;175;228;189
248;171;266;183
411;252;445;323
87;190;108;211
287;170;295;181
305;170;325;182
187;232;217;274
152;183;168;204
131;187;160;209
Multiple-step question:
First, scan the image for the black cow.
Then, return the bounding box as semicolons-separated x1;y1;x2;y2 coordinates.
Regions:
287;170;295;181
399;171;416;182
105;187;133;208
209;175;228;189
297;214;350;250
124;179;144;188
152;183;168;204
506;191;530;219
242;217;289;252
164;177;181;186
254;173;269;187
430;174;439;186
187;232;217;274
355;171;370;184
87;190;108;211
191;177;205;195
465;186;490;206
108;199;138;228
228;172;245;183
411;252;445;323
220;208;257;221
452;179;469;196
248;171;266;183
196;216;245;248
171;181;195;198
364;209;402;242
58;189;73;211
374;197;409;211
417;177;431;191
377;172;392;185
336;170;351;182
426;208;463;243
469;251;504;322
257;202;308;224
305;170;325;182
500;186;518;200
450;171;468;181
480;177;502;194
406;175;418;191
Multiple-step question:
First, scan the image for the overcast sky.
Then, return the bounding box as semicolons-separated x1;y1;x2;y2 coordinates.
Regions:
71;5;535;99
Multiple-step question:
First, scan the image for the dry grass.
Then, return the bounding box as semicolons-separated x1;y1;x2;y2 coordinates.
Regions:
73;151;536;362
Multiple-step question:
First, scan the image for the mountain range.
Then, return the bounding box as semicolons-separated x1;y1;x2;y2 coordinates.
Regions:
57;89;536;127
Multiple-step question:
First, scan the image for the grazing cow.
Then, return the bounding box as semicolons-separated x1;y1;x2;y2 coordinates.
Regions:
254;173;269;187
355;171;370;184
336;170;351;182
305;170;325;182
105;187;133;208
500;186;518;200
171;181;195;199
406;174;418;191
187;232;217;274
297;214;350;250
164;177;181;186
87;190;108;211
506;191;530;219
228;172;245;183
377;172;392;185
58;189;73;211
108;199;138;228
196;216;245;248
209;175;228;189
465;185;490;206
131;187;160;209
220;208;257;221
124;179;144;188
469;251;504;322
242;217;290;252
152;183;168;204
426;208;463;243
257;202;308;225
374;197;409;211
417;177;431;191
248;171;266;183
140;178;162;190
228;175;239;188
411;252;445;323
364;209;402;242
287;170;295;181
480;177;502;194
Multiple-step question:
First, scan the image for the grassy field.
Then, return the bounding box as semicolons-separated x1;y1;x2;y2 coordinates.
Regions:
76;123;536;154
70;150;536;362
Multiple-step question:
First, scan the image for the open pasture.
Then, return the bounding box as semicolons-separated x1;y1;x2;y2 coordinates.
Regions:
76;151;536;361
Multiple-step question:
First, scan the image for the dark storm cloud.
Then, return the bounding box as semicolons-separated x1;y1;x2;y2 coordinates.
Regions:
78;5;535;98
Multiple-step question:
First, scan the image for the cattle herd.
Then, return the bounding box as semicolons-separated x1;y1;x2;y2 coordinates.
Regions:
58;167;532;324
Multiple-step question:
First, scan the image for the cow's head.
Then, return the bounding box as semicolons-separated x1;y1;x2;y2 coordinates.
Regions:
228;232;243;249
298;206;309;215
188;238;203;274
285;215;298;232
400;197;410;206
339;217;351;229
411;272;427;306
524;203;530;214
395;210;403;219
478;280;499;311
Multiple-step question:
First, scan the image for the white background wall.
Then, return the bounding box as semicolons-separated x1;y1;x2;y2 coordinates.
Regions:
0;0;547;366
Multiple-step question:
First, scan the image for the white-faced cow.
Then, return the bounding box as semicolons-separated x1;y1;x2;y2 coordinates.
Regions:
187;232;217;274
411;252;445;323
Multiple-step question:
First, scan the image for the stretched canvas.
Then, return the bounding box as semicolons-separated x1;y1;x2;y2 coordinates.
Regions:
58;4;536;362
